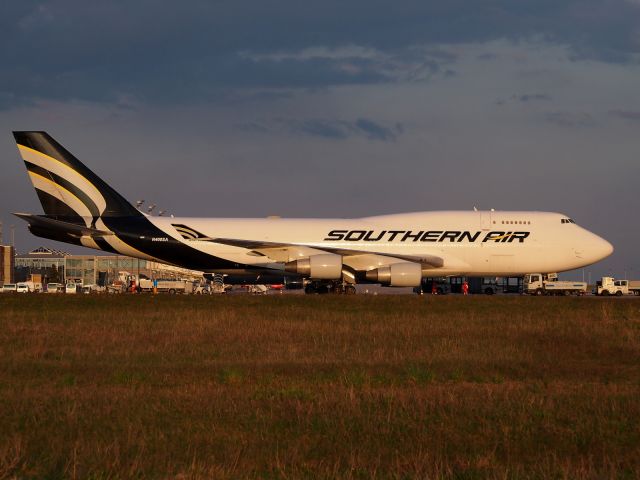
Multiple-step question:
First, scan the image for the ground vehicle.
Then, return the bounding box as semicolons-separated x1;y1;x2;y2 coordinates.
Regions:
595;277;640;296
45;282;63;293
2;284;17;293
20;281;42;293
137;278;191;294
16;283;31;293
523;273;587;296
65;283;78;294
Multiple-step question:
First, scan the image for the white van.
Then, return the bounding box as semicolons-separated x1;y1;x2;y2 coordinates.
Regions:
45;283;62;293
65;283;78;294
2;283;17;293
16;283;31;293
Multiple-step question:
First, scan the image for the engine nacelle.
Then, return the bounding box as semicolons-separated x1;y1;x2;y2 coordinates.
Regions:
365;262;422;287
284;253;342;279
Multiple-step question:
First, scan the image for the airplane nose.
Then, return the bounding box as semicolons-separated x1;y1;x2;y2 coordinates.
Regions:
592;236;614;262
599;238;614;259
576;233;613;265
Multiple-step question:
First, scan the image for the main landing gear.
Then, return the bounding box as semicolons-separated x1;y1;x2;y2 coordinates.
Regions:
304;280;357;295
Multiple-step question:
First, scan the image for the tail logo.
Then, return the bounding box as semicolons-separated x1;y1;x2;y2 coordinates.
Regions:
17;144;106;228
172;224;212;241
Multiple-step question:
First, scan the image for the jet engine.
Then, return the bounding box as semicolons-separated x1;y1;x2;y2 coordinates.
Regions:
284;253;342;279
365;262;422;287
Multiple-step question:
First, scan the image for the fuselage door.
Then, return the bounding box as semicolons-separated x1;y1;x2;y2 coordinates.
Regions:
480;211;492;231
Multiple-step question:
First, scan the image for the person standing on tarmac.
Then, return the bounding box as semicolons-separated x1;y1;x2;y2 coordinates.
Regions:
462;280;469;295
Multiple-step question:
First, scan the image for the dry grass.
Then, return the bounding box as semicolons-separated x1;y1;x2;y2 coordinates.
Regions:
0;294;639;479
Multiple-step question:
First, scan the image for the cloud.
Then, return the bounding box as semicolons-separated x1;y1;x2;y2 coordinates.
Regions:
354;118;398;141
544;111;596;127
609;110;640;121
515;93;552;102
496;93;552;105
235;117;401;141
1;1;640;109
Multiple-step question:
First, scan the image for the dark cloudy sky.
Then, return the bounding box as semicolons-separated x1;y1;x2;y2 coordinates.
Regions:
1;0;639;280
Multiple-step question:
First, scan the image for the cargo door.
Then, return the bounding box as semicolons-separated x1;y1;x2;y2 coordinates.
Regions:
490;254;514;276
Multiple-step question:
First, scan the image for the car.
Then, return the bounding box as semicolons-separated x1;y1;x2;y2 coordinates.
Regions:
16;283;31;293
65;283;78;294
2;283;17;293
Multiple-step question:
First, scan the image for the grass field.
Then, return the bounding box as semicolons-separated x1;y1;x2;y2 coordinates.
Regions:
0;294;639;479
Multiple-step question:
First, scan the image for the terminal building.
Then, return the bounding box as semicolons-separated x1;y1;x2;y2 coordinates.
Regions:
13;247;203;286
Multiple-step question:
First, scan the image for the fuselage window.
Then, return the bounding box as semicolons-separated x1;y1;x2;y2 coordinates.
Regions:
502;219;530;224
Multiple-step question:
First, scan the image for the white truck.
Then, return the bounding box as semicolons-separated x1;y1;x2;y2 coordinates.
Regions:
594;277;640;296
523;273;588;296
137;278;192;294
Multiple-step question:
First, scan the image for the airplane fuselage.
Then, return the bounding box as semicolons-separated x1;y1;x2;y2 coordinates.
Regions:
103;210;612;277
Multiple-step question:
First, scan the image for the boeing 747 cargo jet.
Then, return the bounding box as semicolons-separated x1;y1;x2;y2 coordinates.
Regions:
12;131;613;293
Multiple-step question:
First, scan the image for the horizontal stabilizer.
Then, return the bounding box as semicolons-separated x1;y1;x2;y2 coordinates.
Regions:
13;213;113;238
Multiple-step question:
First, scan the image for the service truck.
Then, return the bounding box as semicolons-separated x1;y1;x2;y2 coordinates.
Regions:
523;273;588;296
137;278;192;294
594;277;640;296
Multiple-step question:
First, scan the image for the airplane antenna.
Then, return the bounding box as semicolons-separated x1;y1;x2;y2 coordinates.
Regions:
147;204;156;214
136;200;145;209
158;210;166;217
473;206;478;212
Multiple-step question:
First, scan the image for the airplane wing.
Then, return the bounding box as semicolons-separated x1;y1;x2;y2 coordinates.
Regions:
210;237;445;268
13;213;114;238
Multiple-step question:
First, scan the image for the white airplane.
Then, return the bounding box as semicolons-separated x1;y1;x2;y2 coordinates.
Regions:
13;131;613;293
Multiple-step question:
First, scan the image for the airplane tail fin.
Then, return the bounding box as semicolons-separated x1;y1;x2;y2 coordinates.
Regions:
13;131;141;225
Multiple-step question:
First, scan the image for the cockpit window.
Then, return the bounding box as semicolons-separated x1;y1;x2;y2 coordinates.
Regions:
561;218;576;224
